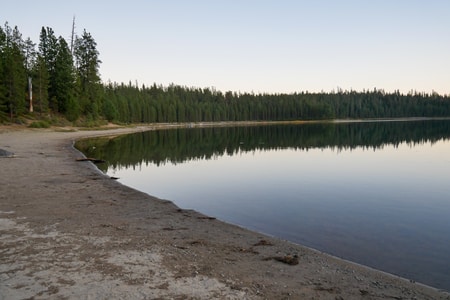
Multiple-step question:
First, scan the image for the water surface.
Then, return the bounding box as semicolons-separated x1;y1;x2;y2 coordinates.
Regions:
76;120;450;291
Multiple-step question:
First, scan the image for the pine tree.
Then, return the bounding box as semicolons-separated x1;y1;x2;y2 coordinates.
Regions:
74;29;102;118
54;36;78;120
32;54;49;114
39;27;58;111
1;23;27;120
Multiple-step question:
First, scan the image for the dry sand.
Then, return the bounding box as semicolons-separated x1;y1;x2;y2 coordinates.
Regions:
1;125;449;299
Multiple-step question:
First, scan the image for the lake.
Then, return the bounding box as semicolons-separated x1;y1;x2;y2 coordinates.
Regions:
76;119;450;291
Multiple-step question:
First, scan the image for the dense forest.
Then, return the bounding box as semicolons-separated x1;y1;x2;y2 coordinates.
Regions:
76;119;450;169
2;22;450;124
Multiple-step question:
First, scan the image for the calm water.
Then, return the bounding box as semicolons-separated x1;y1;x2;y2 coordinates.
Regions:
76;120;450;291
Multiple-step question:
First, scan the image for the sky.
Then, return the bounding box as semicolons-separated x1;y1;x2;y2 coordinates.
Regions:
2;0;450;95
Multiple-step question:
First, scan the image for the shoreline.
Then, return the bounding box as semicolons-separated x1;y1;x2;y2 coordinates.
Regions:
1;125;449;299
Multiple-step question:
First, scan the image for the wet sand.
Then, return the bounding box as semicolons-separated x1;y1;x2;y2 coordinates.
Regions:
1;125;449;299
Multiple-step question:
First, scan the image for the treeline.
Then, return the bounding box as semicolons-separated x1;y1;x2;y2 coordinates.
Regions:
104;84;450;123
76;120;450;169
2;21;450;124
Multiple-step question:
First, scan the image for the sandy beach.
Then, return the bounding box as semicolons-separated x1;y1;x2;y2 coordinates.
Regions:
1;125;449;299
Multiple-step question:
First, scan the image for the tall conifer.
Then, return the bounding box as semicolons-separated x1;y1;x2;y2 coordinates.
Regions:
1;23;27;120
54;36;78;119
74;29;102;118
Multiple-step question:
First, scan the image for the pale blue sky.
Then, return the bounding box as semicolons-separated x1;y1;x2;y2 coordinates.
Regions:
2;0;450;94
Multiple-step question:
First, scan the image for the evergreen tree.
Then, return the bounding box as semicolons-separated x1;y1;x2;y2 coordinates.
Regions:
74;29;102;118
39;27;58;111
54;36;78;120
32;54;49;114
1;23;27;120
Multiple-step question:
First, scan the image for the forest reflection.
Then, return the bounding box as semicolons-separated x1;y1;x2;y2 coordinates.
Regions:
75;119;450;172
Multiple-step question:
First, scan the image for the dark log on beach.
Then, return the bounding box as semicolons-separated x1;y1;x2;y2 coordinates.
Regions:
76;157;106;164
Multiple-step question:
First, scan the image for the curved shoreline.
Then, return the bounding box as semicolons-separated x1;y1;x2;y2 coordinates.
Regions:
1;125;449;299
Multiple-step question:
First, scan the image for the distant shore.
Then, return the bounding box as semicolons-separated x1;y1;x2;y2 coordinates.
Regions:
1;124;449;299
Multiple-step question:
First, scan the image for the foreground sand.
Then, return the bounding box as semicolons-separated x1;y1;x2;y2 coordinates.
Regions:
1;125;449;299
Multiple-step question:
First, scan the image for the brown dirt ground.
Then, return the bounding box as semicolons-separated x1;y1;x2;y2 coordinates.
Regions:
1;125;449;299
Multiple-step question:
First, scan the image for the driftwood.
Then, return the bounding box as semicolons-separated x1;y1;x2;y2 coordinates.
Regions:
263;254;299;265
76;157;106;164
